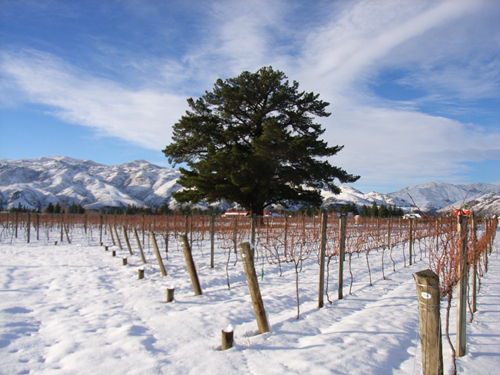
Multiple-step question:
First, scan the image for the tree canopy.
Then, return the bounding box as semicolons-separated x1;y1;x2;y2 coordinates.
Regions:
163;66;360;216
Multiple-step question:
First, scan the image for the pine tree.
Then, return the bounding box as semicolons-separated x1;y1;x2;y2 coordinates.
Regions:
163;66;359;216
379;204;389;218
370;202;379;217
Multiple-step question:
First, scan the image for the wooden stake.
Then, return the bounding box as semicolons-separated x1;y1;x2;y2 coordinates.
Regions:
456;215;468;357
138;268;144;279
99;214;103;245
318;212;327;308
113;224;122;250
414;269;443;375
63;223;71;244
239;242;269;334
133;227;147;263
150;231;167;277
409;218;413;266
109;223;116;246
27;212;31;243
471;215;477;314
221;325;234;350
338;213;346;300
36;213;39;241
166;287;175;303
122;225;133;255
180;234;202;295
210;214;215;269
122;257;127;266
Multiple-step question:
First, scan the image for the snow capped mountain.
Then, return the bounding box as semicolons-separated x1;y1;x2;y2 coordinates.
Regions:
321;185;411;210
0;156;181;211
388;182;498;214
1;156;499;214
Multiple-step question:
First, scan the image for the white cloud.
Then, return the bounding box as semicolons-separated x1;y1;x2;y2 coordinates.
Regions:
0;49;188;151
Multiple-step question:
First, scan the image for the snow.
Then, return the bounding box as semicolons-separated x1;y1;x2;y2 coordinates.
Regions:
1;224;499;374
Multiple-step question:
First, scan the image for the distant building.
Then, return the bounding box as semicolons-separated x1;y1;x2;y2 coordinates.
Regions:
222;210;250;217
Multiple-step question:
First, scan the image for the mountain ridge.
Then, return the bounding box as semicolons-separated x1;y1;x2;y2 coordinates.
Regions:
1;156;499;214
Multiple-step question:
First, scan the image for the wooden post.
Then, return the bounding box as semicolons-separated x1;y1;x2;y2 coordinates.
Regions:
180;234;202;295
99;214;103;245
210;214;215;269
133;227;147;263
122;257;127;266
138;268;144;279
409;218;413;266
250;214;256;246
113;224;123;250
15;212;18;238
338;213;346;300
165;217;169;259
414;269;443;375
36;213;40;241
239;242;269;333
318;212;328;308
150;231;167;277
27;212;31;243
166;287;175;303
221;325;234;350
122;225;133;255
109;223;116;246
233;217;238;254
471;215;477;314
112;250;116;257
456;215;468;357
60;213;63;242
63;222;71;244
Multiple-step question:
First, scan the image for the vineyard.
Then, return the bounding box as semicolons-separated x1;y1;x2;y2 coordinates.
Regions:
1;212;498;374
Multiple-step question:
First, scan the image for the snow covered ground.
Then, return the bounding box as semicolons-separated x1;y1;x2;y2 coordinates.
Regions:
1;226;499;374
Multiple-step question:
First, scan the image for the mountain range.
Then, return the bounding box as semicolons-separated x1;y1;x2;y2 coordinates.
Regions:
1;156;499;214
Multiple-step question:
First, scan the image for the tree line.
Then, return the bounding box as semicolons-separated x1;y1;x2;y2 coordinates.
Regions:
359;202;404;218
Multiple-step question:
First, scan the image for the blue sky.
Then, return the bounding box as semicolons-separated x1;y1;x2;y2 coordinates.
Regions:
1;0;500;193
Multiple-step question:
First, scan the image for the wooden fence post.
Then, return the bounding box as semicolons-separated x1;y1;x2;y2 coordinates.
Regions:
338;213;346;300
210;214;215;269
122;225;133;255
179;234;202;295
239;242;269;333
133;227;147;263
233;217;238;254
36;213;40;241
99;214;103;245
150;231;167;277
63;223;71;244
15;212;18;238
414;269;443;375
221;325;234;350
250;214;256;246
409;218;413;266
471;215;478;314
166;287;175;303
27;212;31;243
113;224;122;250
318;212;328;308
60;213;63;242
456;215;468;357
